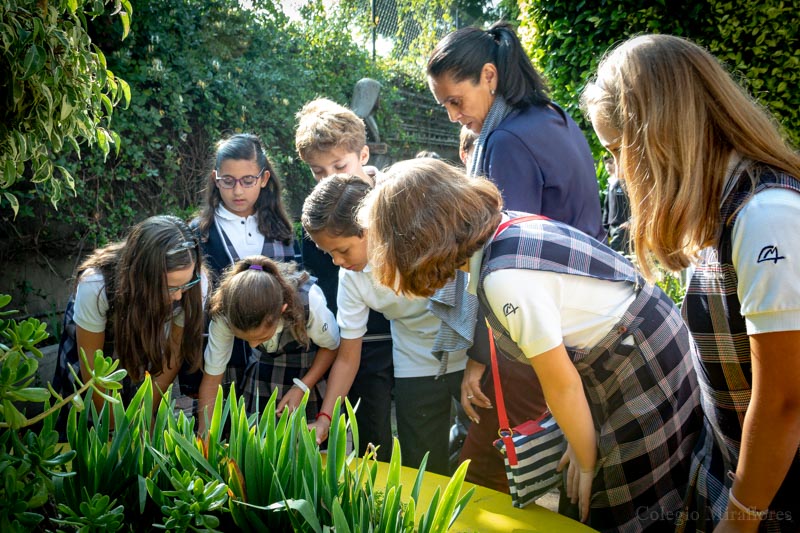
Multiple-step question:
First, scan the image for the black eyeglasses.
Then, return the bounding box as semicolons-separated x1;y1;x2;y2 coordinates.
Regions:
168;275;201;294
215;169;265;189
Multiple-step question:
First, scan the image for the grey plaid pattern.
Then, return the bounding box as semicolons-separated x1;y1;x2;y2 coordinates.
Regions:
679;164;800;532
479;214;702;532
428;270;479;376
242;278;325;421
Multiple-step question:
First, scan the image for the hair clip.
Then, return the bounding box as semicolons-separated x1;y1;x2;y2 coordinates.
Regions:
166;240;197;255
248;264;263;271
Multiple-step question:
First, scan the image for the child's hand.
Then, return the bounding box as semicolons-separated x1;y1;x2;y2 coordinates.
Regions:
558;443;594;523
276;386;305;416
307;417;330;445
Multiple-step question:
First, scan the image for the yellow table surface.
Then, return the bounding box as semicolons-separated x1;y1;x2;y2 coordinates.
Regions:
372;462;596;533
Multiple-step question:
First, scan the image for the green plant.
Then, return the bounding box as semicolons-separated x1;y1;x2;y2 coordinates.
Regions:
53;492;126;531
0;293;126;531
146;470;228;531
47;375;474;531
0;0;132;215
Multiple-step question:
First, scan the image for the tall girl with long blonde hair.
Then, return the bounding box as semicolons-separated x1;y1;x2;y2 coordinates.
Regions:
582;34;800;532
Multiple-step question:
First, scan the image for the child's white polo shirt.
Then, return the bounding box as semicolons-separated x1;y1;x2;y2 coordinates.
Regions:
337;265;467;378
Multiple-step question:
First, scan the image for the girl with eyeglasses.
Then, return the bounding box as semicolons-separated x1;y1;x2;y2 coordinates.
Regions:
197;256;339;434
187;134;299;398
54;215;208;416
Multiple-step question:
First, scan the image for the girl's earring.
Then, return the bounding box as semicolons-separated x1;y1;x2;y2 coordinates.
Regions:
491;89;496;96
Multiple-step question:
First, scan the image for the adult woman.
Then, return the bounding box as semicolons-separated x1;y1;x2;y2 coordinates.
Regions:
582;34;800;532
363;158;701;531
427;20;604;497
427;20;602;239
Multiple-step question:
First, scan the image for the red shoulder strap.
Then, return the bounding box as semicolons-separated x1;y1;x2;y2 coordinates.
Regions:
494;214;548;238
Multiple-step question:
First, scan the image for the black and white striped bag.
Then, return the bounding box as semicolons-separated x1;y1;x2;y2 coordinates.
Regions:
492;411;566;508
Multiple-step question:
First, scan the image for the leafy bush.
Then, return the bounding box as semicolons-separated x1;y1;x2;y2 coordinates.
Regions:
518;0;799;171
1;291;474;531
1;0;450;261
54;378;474;531
0;0;132;216
0;293;126;530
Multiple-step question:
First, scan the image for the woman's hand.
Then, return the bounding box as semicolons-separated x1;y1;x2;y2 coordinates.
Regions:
461;359;492;423
276;386;305;416
557;443;594;522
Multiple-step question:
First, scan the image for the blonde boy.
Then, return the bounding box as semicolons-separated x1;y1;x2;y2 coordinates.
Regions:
295;98;373;181
294;98;394;461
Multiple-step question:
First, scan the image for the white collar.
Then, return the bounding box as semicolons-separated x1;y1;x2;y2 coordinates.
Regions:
720;151;744;208
215;204;253;221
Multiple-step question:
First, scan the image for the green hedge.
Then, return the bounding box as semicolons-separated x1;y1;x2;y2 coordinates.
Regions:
519;0;799;170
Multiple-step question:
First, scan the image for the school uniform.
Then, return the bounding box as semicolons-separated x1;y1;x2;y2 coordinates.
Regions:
54;269;209;408
463;102;605;493
337;265;467;475
679;162;800;532
184;206;298;395
204;278;339;421
470;212;702;532
301;234;394;460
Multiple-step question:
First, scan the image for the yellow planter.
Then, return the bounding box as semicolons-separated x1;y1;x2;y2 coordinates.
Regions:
373;461;597;533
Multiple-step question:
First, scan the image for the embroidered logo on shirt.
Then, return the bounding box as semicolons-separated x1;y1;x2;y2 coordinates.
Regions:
502;303;519;316
756;246;785;264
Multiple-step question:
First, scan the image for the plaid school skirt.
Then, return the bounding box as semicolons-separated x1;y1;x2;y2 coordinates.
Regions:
243;346;325;422
567;282;703;532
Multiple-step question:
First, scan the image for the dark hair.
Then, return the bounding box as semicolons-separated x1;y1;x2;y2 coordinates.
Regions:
427;21;549;109
209;256;309;346
196;133;293;244
301;174;372;238
78;215;205;381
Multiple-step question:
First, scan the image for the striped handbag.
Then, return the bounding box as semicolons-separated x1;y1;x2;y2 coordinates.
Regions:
487;323;566;508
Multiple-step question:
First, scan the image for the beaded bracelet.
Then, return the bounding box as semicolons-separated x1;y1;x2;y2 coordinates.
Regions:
317;411;332;424
726;471;768;520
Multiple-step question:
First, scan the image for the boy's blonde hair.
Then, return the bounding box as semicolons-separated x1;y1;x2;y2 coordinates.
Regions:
363;158;502;297
581;34;800;280
295;98;366;161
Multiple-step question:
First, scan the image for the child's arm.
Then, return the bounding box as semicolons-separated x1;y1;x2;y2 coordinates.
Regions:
277;346;338;415
76;325;108;413
530;343;596;524
307;337;362;444
196;317;235;434
152;323;184;409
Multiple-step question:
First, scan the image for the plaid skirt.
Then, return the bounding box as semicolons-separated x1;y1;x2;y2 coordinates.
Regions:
242;346;325;422
565;282;702;532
